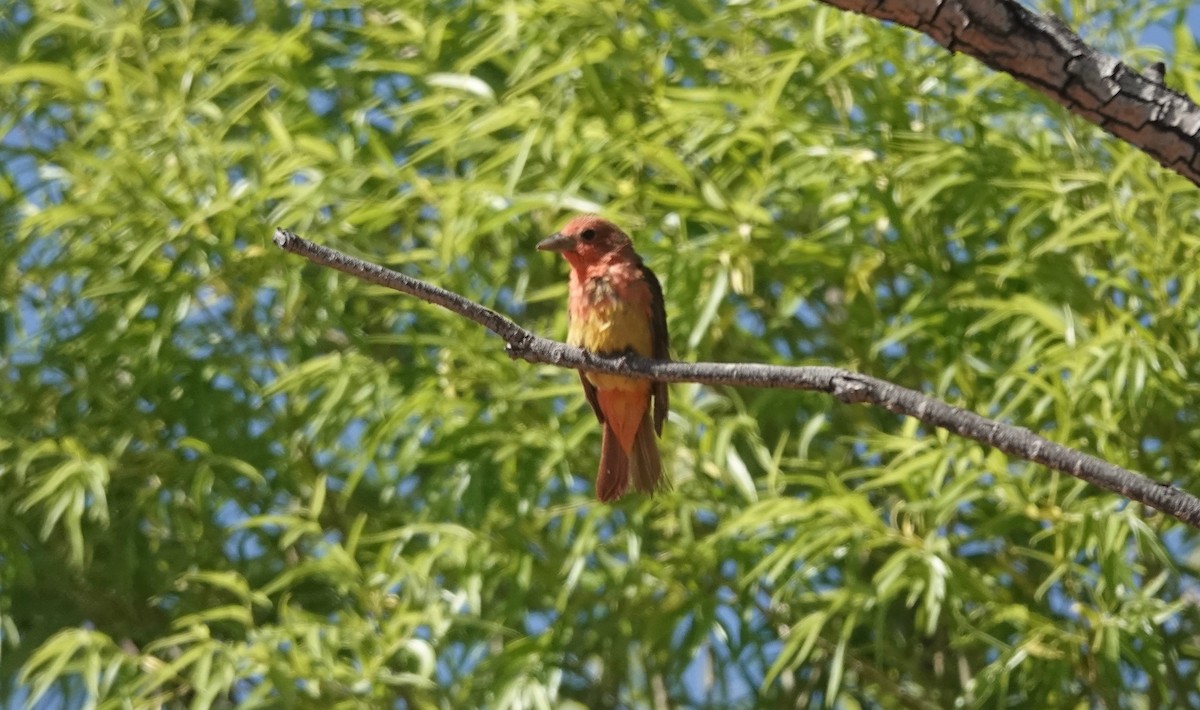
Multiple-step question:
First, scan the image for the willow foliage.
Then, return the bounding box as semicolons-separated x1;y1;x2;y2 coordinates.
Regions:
3;0;1200;707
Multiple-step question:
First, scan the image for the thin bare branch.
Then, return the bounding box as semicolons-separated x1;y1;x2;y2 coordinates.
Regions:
815;0;1200;188
273;228;1200;529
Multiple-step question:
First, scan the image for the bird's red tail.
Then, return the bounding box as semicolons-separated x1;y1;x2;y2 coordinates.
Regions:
597;423;630;502
630;411;665;495
596;411;665;502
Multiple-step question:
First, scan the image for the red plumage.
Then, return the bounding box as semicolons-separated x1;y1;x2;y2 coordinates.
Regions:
537;216;670;501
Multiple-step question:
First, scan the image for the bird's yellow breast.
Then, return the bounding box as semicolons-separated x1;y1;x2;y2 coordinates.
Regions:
568;278;653;391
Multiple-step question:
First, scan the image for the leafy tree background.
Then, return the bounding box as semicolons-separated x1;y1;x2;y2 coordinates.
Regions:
4;0;1200;706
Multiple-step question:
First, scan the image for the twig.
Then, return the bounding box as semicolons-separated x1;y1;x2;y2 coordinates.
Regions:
273;228;1200;529
815;0;1200;188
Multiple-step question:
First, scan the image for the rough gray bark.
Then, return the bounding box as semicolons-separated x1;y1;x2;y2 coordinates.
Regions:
817;0;1200;188
273;228;1200;529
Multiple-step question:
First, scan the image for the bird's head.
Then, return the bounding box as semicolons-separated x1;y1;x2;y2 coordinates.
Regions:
537;215;634;269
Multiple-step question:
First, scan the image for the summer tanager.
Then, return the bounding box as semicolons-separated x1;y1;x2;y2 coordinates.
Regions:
537;215;670;501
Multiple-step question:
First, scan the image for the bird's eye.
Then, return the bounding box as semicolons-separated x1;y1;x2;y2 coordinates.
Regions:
580;229;596;241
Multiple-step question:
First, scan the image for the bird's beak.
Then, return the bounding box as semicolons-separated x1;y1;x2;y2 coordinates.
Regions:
536;232;574;253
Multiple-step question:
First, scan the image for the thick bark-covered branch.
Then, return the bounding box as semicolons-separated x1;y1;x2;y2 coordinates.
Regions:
816;0;1200;188
273;228;1200;529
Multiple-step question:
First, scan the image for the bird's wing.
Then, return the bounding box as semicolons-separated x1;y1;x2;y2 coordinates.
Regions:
579;371;604;423
641;264;670;436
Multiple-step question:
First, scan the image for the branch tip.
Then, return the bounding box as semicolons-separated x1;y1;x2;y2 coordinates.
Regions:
273;228;296;250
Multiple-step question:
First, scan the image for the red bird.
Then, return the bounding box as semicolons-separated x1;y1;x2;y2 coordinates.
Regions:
538;216;670;501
